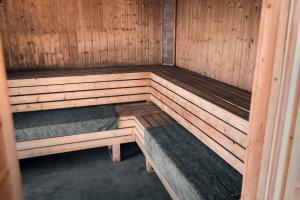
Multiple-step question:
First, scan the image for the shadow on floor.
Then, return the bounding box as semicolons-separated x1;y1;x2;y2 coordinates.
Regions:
20;143;171;200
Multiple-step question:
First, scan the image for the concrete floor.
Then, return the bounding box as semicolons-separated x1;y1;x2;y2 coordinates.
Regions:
20;143;171;200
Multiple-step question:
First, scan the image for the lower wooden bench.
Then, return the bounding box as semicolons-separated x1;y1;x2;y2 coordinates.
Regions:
117;102;243;200
145;124;242;200
15;105;135;160
15;102;171;161
116;102;179;199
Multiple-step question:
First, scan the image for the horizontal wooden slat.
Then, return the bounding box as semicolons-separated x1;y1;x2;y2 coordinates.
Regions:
143;114;161;127
118;119;137;129
116;104;162;117
150;73;249;133
18;135;135;159
8;72;150;87
10;87;150;104
150;95;244;174
115;101;159;113
17;128;133;151
11;94;150;112
9;79;150;96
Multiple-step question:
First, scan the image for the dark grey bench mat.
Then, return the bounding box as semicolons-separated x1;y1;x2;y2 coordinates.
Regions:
145;124;242;200
14;105;118;142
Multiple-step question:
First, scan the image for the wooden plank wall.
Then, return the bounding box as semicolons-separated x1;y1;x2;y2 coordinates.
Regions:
0;0;163;71
175;0;262;91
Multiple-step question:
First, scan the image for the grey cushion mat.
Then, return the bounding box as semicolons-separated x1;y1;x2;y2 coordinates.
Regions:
145;123;242;200
14;105;119;142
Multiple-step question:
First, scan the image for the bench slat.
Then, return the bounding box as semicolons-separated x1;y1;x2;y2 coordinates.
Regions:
12;94;150;112
17;128;133;151
9;79;150;96
8;72;150;87
18;135;135;159
11;87;149;105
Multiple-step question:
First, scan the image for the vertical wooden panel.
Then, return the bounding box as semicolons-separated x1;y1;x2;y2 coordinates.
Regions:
142;0;149;64
0;0;164;71
135;0;143;65
99;0;108;66
175;0;262;91
114;0;123;65
242;0;298;199
74;0;85;67
67;0;78;67
121;0;129;65
155;0;162;64
0;39;23;200
128;0;136;64
149;0;156;63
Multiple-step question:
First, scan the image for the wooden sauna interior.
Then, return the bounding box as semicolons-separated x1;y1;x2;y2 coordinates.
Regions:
0;0;299;200
0;0;261;91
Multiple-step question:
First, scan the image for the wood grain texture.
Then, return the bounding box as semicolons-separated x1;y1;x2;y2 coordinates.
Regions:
175;0;262;91
242;0;298;199
0;39;23;200
8;66;250;173
0;0;163;71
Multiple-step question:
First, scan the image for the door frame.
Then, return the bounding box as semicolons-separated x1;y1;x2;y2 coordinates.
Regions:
242;0;300;199
0;38;23;199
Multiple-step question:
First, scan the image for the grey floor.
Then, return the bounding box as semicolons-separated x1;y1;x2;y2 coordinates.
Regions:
20;143;171;200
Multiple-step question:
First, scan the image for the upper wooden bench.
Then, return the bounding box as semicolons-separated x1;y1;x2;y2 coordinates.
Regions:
7;65;251;173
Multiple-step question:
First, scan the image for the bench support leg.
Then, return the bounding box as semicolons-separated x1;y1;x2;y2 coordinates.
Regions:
146;158;154;173
108;144;121;162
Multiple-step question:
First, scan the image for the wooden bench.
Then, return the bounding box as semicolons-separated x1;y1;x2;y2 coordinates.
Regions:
116;101;176;167
7;65;251;197
116;102;180;199
14;105;135;160
7;66;158;113
7;66;162;161
117;102;243;200
150;67;250;174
